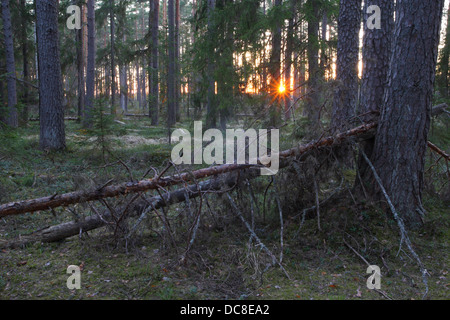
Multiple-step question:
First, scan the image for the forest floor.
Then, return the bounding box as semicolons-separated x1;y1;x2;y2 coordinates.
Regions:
0;111;448;300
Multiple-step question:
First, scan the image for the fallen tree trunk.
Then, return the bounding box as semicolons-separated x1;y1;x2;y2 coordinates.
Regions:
2;165;264;248
0;122;378;218
4;120;448;247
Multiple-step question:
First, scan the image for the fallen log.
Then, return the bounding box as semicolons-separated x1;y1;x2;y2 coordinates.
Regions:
2;165;262;248
3;121;448;248
0;122;378;218
427;141;450;161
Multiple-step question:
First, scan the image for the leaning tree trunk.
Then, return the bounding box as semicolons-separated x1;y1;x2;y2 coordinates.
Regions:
35;0;66;150
1;0;18;128
371;0;445;228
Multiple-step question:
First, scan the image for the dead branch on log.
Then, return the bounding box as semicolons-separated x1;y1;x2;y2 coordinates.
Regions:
427;141;450;161
14;77;38;89
431;103;449;117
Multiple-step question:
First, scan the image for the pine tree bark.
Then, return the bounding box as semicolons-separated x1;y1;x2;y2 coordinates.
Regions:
1;0;18;128
331;0;361;133
35;0;65;150
356;0;394;190
371;0;445;228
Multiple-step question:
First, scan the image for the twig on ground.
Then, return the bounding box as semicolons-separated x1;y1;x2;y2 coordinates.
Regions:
343;237;371;267
357;144;430;300
313;176;321;232
226;192;291;280
273;178;284;264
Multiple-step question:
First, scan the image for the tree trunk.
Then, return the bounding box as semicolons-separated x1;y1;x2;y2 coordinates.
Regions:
304;0;320;130
437;6;450;98
320;8;327;79
20;0;29;125
205;0;217;129
110;0;116;115
35;0;65;150
83;0;95;128
284;0;296;121
371;0;445;228
1;0;18;128
76;1;85;122
331;0;362;133
120;63;128;112
356;0;394;190
268;0;282;126
167;0;176;127
175;0;180;121
149;0;159;125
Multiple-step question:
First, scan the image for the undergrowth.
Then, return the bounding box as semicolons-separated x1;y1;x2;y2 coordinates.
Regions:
0;111;448;300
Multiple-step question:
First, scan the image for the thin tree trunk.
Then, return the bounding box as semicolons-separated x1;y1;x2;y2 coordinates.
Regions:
20;0;29;125
120;63;128;112
76;2;85;121
269;0;282;126
149;0;159;125
284;0;296;121
331;0;361;133
305;0;320;130
1;0;18;128
167;0;176;127
83;0;95;128
35;0;65;150
110;0;116;115
205;0;216;128
320;8;327;79
175;0;180;121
